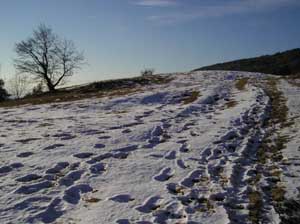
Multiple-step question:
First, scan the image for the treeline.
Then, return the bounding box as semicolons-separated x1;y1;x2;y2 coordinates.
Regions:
194;48;300;76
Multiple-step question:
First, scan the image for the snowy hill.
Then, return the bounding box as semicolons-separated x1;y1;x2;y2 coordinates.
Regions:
0;71;299;223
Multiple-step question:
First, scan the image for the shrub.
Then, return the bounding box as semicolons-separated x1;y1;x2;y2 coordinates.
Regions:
0;79;10;101
32;82;44;95
141;68;155;77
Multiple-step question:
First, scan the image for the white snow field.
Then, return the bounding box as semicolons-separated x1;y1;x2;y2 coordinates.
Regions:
0;71;299;224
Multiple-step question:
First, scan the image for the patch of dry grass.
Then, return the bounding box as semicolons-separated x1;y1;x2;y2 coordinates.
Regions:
225;100;238;108
235;78;249;91
0;75;173;108
248;191;263;224
272;185;286;202
83;197;101;203
182;91;201;104
247;77;292;223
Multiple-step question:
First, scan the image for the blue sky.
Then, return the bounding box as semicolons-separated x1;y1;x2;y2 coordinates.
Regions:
0;0;300;85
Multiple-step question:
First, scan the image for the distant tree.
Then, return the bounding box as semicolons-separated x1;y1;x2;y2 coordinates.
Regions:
0;79;9;101
141;68;155;77
8;73;29;99
14;24;84;92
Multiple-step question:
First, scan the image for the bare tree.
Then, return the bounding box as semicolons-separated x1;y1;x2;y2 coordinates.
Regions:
8;73;29;99
14;24;84;92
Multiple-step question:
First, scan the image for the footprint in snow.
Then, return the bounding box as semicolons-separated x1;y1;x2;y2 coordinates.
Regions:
176;139;187;144
94;143;105;149
180;169;203;188
179;143;190;153
14;196;52;210
17;151;34;158
63;184;93;204
154;167;174;182
110;194;134;203
153;202;187;224
52;133;76;140
164;150;177;160
0;165;13;174
26;197;63;224
116;219;130;224
149;154;164;159
114;145;139;153
112;152;129;159
16;174;42;182
98;136;111;140
0;163;24;174
122;129;132;134
176;159;188;169
59;170;84;187
73;152;94;159
15;180;53;194
90;163;107;174
46;162;69;174
43;144;64;150
81;129;104;136
15;138;41;144
166;183;184;195
136;196;163;213
86;153;113;164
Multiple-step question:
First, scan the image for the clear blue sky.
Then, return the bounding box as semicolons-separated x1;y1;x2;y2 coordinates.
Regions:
0;0;300;85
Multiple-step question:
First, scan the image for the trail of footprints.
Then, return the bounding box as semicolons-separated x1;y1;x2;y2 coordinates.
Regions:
8;137;146;223
1;78;271;223
121;87;269;223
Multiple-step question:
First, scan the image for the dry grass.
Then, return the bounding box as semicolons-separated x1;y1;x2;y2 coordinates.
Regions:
271;185;286;202
235;78;249;91
248;191;263;224
285;73;300;87
182;91;201;104
0;75;173;108
83;197;101;203
247;77;291;223
225;100;238;108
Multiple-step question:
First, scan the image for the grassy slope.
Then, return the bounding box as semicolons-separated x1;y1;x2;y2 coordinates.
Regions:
0;75;172;108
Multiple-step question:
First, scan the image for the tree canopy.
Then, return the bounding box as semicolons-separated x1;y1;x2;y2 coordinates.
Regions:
14;24;84;92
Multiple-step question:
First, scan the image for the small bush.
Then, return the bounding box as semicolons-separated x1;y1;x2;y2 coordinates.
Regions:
141;68;155;77
23;83;43;98
0;79;10;101
31;82;44;96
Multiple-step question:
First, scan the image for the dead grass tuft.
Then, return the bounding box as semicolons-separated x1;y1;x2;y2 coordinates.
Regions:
182;91;201;104
271;185;286;202
225;100;238;108
84;197;101;203
248;191;263;224
0;75;173;108
235;78;249;91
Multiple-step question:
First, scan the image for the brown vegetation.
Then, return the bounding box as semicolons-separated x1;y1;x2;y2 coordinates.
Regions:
235;78;249;91
182;91;201;104
0;75;172;108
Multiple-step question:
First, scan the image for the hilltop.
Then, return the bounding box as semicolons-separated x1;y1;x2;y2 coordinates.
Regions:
1;71;300;223
194;48;300;76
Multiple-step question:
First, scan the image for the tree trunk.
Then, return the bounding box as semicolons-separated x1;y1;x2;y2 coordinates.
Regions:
47;82;56;92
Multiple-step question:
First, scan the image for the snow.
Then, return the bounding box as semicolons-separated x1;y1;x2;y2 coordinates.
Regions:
0;71;296;223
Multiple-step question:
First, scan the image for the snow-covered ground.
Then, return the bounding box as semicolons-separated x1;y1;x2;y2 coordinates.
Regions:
0;71;298;223
280;80;300;199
